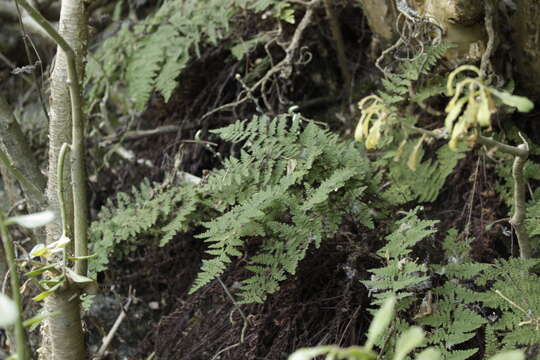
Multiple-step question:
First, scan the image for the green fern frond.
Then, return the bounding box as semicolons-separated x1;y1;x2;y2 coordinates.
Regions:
419;283;486;359
383;144;466;205
190;113;372;302
86;0;295;111
363;208;437;308
378;43;455;106
89;180;199;277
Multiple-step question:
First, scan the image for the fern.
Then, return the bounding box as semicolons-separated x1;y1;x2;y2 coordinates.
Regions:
360;44;465;206
378;43;455;106
421;230;540;358
474;258;540;349
86;0;291;110
419;282;486;359
89;111;372;304
89;179;199;277
381;144;466;205
363;207;437;309
191;112;373;303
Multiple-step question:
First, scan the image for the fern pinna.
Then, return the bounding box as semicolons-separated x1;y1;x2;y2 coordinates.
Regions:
190;112;373;303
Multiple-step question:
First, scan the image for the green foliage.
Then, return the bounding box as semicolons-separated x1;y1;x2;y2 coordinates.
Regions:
288;296;524;360
381;144;466;205
87;0;233;110
363;208;437;309
191;112;373;303
416;230;540;359
90;111;373;304
378;43;454;106
356;44;466;206
419;282;486;360
475;258;540;349
86;0;291;110
89;179;199;277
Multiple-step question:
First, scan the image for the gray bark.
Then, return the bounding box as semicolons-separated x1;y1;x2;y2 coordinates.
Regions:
0;96;47;210
42;0;88;358
512;0;540;100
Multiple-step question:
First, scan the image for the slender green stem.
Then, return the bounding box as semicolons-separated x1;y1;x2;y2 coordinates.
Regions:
57;143;70;237
477;135;530;258
16;0;89;275
0;214;30;360
404;124;446;139
509;143;531;258
476;135;529;157
0;147;46;204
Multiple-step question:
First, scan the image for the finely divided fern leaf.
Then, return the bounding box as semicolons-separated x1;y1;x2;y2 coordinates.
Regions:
89;180;199;277
363;208;437;309
378;43;454;105
191;113;372;303
87;0;291;111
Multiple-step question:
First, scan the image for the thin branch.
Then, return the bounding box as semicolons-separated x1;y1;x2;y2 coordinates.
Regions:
0;214;30;360
13;0;51;123
210;277;251;360
323;0;352;95
94;289;134;360
478;134;530;258
476;135;529;157
509;142;531;258
102;125;181;142
202;0;321;118
0;1;55;42
0;51;33;85
0;96;47;207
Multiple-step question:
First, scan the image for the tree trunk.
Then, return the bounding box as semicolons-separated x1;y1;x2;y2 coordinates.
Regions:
0;96;47;210
358;0;486;64
40;0;88;358
512;0;540;100
359;0;540;101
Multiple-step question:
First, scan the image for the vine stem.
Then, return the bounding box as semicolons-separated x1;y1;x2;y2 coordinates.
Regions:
0;214;30;360
57;143;70;238
15;0;89;274
403;126;532;258
474;136;530;258
509;143;531;258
